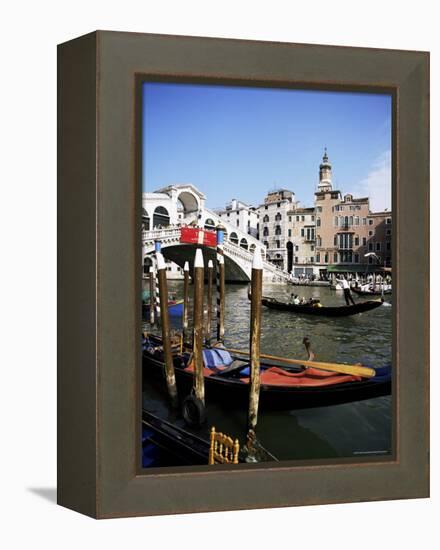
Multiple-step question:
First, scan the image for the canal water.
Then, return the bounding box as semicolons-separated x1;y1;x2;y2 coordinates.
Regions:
142;282;392;463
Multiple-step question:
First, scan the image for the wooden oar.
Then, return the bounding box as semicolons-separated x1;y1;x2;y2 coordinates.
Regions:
219;347;376;378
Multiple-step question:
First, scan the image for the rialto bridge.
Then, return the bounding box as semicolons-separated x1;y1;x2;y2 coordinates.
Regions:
142;184;291;283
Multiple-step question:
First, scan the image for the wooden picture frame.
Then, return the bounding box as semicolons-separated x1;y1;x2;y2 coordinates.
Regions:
57;31;429;518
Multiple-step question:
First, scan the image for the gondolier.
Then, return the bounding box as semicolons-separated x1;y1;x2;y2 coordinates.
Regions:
336;275;355;306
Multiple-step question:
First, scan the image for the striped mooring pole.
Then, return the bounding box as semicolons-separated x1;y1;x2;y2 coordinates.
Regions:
192;248;205;405
216;225;226;344
149;265;155;325
154;241;161;326
205;259;214;346
182;261;190;345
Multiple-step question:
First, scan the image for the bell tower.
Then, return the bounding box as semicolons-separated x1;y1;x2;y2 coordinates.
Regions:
318;148;332;192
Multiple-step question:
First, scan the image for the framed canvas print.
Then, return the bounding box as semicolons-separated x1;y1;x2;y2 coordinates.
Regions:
58;31;429;518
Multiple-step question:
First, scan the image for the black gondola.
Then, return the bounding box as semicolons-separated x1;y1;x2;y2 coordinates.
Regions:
142;409;278;465
142;344;391;410
260;296;383;316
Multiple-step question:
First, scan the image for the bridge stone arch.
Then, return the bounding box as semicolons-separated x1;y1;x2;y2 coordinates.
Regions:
176;190;200;215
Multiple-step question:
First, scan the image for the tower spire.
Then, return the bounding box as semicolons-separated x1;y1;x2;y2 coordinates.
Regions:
318;149;332;192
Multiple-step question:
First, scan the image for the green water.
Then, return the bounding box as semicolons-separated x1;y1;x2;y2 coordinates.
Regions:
142;282;392;462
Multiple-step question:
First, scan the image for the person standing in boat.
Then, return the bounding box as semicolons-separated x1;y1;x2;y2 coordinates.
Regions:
336;275;356;306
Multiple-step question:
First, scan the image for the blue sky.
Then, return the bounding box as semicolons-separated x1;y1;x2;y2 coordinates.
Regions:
142;82;392;212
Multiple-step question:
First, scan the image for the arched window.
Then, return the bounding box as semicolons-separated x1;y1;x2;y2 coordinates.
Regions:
344;216;349;227
240;238;248;250
263;227;269;237
275;212;282;221
263;214;269;223
142;208;150;231
153;206;170;228
275;225;282;235
276;240;281;248
316;235;322;247
204;218;215;230
250;244;256;253
263;241;269;248
349;216;353;226
229;232;239;245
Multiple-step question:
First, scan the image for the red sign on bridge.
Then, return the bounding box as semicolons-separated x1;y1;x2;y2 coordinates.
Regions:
180;227;217;247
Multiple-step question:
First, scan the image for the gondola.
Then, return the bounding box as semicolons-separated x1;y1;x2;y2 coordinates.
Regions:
142;299;184;319
260;296;383;317
351;287;392;297
142;409;278;465
142;340;391;410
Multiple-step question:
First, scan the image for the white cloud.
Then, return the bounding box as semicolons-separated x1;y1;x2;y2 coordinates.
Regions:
355;150;392;212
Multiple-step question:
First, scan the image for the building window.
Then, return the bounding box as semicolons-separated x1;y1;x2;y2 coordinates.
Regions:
333;252;338;262
362;237;367;246
386;218;391;224
334;216;338;226
277;203;281;208
386;229;391;236
354;236;359;246
236;219;239;227
317;207;322;212
334;235;337;246
288;229;292;237
301;215;305;222
275;212;282;221
316;253;320;263
368;230;373;236
386;242;391;251
324;253;328;263
316;236;322;247
311;216;315;221
310;257;314;263
376;242;381;251
369;219;374;225
316;218;321;227
288;216;292;222
368;242;373;251
294;257;299;263
354;216;359;226
311;245;314;251
306;227;314;241
275;225;282;235
362;218;367;225
300;228;304;237
354;253;359;263
276;240;281;248
263;227;269;237
263;214;269;222
263;241;268;248
296;216;300;222
295;245;299;251
265;205;268;210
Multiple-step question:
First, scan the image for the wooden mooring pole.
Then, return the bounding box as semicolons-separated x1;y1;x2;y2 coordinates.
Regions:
154;241;161;327
156;252;178;408
248;251;263;432
216;225;226;344
205;259;213;346
149;265;155;326
182;261;190;344
193;248;205;405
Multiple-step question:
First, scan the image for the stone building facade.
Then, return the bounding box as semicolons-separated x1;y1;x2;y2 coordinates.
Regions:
256;189;296;269
216;151;392;278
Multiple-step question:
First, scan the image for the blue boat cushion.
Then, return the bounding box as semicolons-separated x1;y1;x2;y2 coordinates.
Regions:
203;348;234;369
